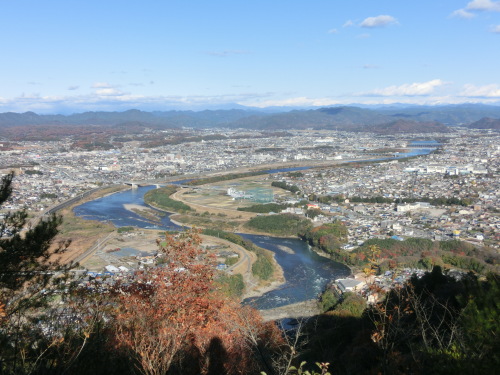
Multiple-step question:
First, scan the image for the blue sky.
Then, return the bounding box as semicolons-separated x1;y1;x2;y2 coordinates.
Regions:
1;0;499;113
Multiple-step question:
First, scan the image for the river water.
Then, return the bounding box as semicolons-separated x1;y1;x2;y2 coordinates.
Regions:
73;184;350;310
240;234;350;309
73;147;435;310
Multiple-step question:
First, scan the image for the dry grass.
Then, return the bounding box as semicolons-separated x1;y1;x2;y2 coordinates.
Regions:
53;186;125;264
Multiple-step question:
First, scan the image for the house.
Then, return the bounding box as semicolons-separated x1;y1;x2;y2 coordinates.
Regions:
104;265;120;273
335;278;365;293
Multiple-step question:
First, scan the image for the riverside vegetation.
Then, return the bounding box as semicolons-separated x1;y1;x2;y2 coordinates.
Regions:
145;183;498;279
1;173;499;374
202;228;275;281
144;186;192;213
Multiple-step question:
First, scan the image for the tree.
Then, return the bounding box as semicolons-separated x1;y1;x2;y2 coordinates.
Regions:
0;172;74;373
305;208;322;220
112;230;283;375
366;267;484;374
363;245;381;277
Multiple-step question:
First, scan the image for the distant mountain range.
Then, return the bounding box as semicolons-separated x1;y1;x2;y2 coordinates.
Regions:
1;104;500;133
467;117;500;130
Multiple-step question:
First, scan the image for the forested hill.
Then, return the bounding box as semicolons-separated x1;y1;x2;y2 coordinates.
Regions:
1;104;500;132
468;117;500;130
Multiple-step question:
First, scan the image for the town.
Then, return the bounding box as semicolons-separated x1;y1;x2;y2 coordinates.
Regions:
1;127;498;253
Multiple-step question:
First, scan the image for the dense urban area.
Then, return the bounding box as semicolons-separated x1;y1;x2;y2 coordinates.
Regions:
1;123;499;375
2;127;498;248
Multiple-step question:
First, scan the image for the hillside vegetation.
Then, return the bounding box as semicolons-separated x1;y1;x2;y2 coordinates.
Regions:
301;221;349;253
304;267;500;374
319;236;498;275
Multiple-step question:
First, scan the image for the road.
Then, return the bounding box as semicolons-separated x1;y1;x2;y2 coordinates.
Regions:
73;232;115;264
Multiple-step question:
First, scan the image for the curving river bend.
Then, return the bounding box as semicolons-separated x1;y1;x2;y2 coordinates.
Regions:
73;185;350;310
74;146;436;310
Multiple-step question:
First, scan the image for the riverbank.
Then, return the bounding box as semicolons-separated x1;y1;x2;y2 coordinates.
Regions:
71;163;358;310
307;245;355;276
121;203;286;301
143;187;342;302
54;185;130;264
258;299;321;321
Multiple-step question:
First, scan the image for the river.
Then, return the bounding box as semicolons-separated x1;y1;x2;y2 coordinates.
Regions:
73;147;435;310
73;184;350;311
240;234;350;309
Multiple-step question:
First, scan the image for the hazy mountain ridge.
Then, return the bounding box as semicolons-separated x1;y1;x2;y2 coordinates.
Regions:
467;117;500;130
378;104;500;125
1;104;499;132
366;119;452;134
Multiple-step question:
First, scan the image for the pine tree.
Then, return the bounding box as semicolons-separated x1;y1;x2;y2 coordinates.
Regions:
0;171;74;373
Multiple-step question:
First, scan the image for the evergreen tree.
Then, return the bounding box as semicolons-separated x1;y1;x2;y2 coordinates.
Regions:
0;172;74;373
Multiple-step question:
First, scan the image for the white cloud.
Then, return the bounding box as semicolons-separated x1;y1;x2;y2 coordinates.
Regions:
4;82;500;113
369;79;446;96
491;24;500;32
360;15;398;28
67;85;79;91
0;91;277;113
450;9;476;18
461;83;500;97
453;1;500;19
94;88;127;96
247;97;343;108
466;0;500;12
328;28;338;34
343;20;354;28
91;82;114;88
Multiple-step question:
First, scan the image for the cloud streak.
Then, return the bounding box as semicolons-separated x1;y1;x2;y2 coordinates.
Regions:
452;1;500;19
2;81;500;114
461;83;500;97
360;15;398;28
0;91;274;114
94;88;127;96
451;9;475;18
366;79;446;96
466;0;500;12
91;82;116;89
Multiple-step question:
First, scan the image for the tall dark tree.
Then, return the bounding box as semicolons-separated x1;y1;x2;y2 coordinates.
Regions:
0;172;74;374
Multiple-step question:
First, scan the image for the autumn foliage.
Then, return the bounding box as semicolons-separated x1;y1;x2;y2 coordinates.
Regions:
111;230;283;375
